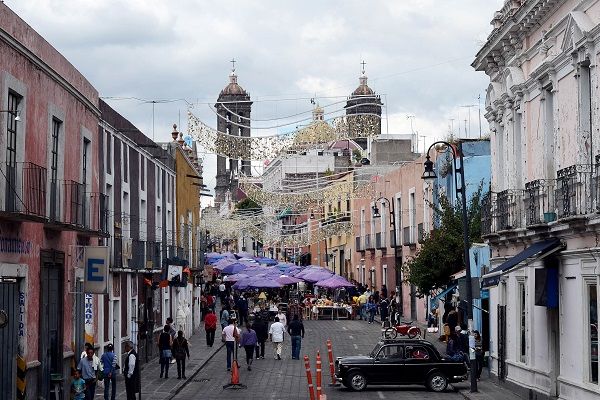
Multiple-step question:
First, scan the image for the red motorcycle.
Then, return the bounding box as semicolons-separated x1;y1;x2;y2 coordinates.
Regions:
383;321;422;339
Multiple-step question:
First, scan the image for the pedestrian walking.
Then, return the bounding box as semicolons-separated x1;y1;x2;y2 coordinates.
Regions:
123;341;139;400
367;296;377;324
381;284;388;299
158;325;173;378
237;295;249;325
239;323;258;371
379;297;389;326
100;343;118;400
166;317;177;365
71;370;86;400
287;314;304;360
204;309;218;347
276;308;287;327
458;324;470;363
172;330;191;379
77;345;103;400
251;316;268;359
222;319;239;371
473;330;484;380
220;305;230;330
269;316;285;360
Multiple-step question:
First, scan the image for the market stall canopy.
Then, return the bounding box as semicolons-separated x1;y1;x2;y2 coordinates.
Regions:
222;262;249;275
277;275;303;285
212;258;236;270
301;270;335;283
247;277;283;289
315;275;355;288
256;257;278;266
225;273;249;282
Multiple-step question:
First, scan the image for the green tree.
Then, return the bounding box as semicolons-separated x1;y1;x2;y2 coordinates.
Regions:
402;185;484;296
235;197;260;211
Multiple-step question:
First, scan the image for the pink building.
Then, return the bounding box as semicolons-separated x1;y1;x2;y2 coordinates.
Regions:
351;155;432;322
0;5;104;398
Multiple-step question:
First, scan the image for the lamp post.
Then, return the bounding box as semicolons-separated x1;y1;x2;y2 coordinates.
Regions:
371;196;403;317
421;140;477;393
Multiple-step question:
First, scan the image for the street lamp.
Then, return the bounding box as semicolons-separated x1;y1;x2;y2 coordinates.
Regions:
422;140;477;393
371;196;403;317
0;110;20;121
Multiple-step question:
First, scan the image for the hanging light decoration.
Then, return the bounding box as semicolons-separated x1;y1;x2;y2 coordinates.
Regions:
187;111;381;160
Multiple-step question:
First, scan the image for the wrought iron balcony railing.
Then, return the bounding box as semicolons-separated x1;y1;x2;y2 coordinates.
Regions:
555;164;594;219
524;179;556;226
481;192;495;236
403;226;416;246
355;236;364;252
375;232;385;249
496;189;524;230
1;162;48;221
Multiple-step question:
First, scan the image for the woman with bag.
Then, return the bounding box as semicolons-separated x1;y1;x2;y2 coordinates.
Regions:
172;330;191;379
158;325;173;379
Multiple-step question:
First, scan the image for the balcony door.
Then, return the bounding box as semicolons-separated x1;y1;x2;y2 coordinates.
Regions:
5;92;21;212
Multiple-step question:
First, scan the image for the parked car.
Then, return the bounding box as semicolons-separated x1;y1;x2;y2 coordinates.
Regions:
335;338;468;392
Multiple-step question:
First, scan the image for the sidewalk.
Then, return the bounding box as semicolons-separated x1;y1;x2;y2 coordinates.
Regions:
107;328;224;400
389;318;524;400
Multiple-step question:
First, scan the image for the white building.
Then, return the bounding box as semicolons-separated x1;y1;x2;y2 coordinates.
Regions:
473;1;600;399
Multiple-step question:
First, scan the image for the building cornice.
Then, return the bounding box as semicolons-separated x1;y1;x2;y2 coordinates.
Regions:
473;0;563;75
0;25;100;118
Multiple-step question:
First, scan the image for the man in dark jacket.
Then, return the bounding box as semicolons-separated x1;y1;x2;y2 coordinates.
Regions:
123;341;139;400
251;317;268;359
287;314;305;360
237;295;249;325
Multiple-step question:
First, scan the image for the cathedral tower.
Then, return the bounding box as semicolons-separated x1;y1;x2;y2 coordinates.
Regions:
345;62;383;150
214;61;252;206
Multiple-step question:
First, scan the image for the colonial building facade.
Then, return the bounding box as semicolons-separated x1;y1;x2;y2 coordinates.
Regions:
99;100;177;365
474;1;600;398
0;4;104;399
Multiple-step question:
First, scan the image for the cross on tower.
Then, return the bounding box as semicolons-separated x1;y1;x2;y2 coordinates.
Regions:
361;60;366;74
230;58;236;72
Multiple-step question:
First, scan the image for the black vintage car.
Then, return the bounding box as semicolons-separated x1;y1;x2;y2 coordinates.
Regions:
335;339;468;392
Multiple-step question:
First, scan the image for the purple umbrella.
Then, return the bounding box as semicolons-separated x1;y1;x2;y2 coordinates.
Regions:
301;270;335;283
246;277;283;289
315;275;355;288
232;278;253;290
235;251;254;258
277;275;302;285
222;262;249;275
212;258;235;270
295;266;330;279
226;273;249;282
222;251;236;259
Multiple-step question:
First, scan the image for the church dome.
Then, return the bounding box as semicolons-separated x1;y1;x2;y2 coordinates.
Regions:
220;71;248;96
351;73;375;96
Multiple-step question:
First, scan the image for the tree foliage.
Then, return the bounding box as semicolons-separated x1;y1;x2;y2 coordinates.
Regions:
235;197;260;211
402;185;484;296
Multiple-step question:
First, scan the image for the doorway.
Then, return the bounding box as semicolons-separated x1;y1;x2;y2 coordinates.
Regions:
39;250;64;399
0;278;19;400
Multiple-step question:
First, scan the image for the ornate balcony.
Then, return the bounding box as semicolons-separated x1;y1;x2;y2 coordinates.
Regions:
524;179;556;226
355;236;364;252
481;192;495;236
0;162;47;222
375;232;385;249
496;189;524;230
403;226;416;247
555;164;593;219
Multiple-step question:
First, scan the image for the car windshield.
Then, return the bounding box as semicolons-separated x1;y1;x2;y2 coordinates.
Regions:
369;342;383;358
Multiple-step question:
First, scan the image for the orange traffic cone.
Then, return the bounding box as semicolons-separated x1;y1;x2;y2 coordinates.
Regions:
223;359;247;389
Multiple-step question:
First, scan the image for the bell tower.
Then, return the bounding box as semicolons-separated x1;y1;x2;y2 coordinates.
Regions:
214;59;252;206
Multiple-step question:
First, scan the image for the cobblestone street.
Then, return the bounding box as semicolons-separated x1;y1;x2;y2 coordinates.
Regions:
173;319;465;400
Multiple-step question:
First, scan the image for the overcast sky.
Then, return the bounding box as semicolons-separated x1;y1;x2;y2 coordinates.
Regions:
7;0;503;202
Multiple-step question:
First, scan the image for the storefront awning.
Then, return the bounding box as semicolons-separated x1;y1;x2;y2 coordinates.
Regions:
429;283;458;309
481;239;564;288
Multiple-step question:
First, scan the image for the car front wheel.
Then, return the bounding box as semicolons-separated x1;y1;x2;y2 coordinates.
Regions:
347;371;368;391
426;371;448;392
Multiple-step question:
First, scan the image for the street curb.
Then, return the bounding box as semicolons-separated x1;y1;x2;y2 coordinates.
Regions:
164;342;226;400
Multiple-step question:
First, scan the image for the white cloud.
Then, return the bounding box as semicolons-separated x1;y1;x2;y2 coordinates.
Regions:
4;0;504;194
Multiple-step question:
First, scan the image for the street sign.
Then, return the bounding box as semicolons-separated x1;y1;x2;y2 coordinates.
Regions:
84;246;109;294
